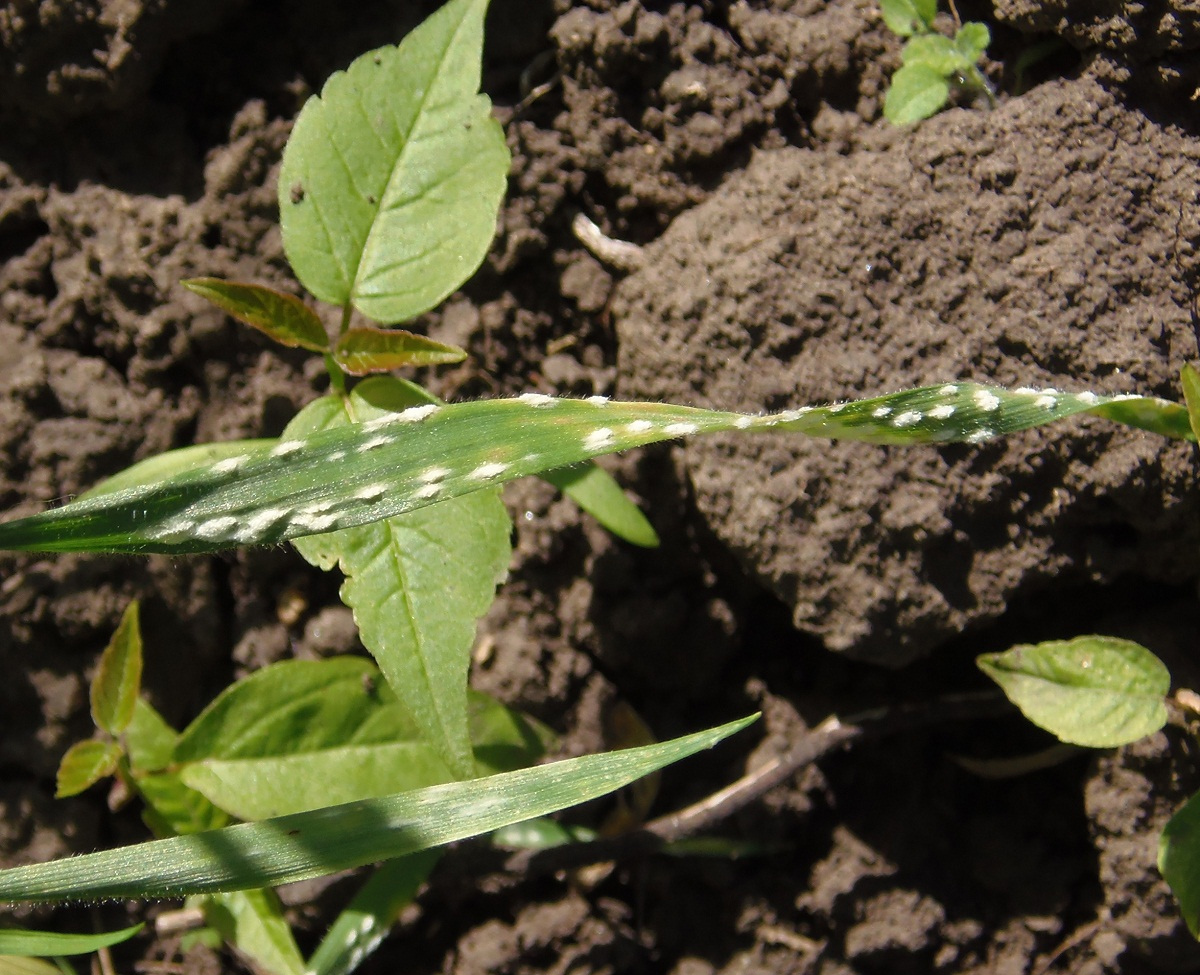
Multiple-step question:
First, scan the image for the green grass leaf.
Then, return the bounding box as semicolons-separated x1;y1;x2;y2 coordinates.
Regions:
0;383;1187;556
333;326;466;375
55;739;122;798
307;852;439;975
90;600;142;736
278;0;509;324
202;889;306;975
0;925;142;957
879;0;937;36
884;62;950;124
976;636;1170;748
0;715;756;901
542;462;660;548
288;379;512;778
1160;791;1200;938
181;280;329;352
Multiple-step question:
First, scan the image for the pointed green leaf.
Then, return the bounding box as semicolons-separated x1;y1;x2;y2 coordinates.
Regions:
135;770;229;838
977;636;1170;748
542;462;660;548
171;658;545;819
184;743;455;821
0;925;142;957
181;279;329;352
124;699;179;774
1161;791;1200;938
333;325;466;375
173;657;414;763
55;739;122;798
879;0;937;35
278;0;509;324
90;600;142;736
885;62;951;123
202;889;306;975
307;852;439;975
0;715;756;901
1180;363;1200;441
0;383;1188;555
288;379;511;777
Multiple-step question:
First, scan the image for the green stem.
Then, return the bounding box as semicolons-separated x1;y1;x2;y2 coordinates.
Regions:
325;354;348;397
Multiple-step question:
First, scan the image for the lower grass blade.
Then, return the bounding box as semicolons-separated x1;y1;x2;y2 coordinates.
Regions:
0;716;755;902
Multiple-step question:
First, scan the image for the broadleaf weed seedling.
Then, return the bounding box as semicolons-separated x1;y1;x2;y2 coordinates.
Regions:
0;0;1197;971
880;0;996;124
973;363;1200;939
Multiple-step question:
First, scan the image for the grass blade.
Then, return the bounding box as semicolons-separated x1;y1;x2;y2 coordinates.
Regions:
0;716;755;901
0;384;1187;555
0;926;142;957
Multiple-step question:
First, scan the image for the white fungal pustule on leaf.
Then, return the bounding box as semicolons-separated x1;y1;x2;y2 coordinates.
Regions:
1076;391;1100;406
966;428;995;444
212;455;249;476
247;508;289;535
583;427;616;452
271;439;305;458
327;450;347;462
972;389;1001;412
155;517;195;540
195;515;240;541
829;402;848;414
355;483;388;502
892;410;923;428
420;466;450;484
928;403;956;420
518;392;556;407
939;384;959;396
872;406;892;418
414;483;442;500
467;461;509;481
626;419;654;434
291;511;339;533
663;422;700;437
1034;394;1057;409
399;404;439;422
358;434;392;453
586;394;610;406
734;415;755;429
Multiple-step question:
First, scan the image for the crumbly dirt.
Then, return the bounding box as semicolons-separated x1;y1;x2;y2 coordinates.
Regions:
2;1;1200;974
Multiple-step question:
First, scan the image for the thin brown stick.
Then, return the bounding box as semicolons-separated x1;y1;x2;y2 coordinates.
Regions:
442;691;1007;886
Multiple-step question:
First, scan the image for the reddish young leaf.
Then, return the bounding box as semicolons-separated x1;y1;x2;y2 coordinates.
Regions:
333;325;466;375
183;279;329;352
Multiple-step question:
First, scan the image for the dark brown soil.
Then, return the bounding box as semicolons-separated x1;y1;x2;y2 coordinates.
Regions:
2;1;1200;973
